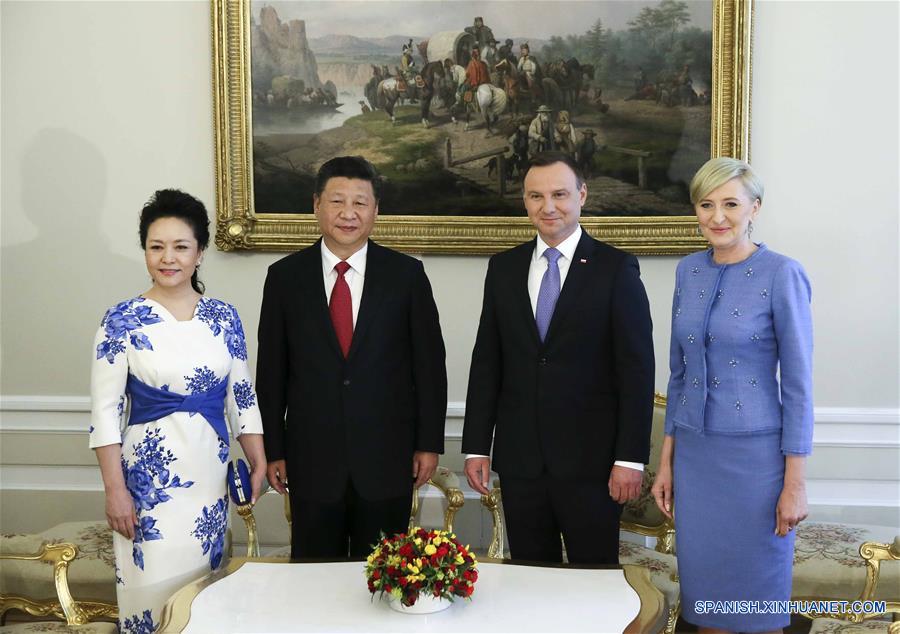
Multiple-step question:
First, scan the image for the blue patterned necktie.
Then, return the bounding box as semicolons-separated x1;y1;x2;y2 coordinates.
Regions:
535;247;562;342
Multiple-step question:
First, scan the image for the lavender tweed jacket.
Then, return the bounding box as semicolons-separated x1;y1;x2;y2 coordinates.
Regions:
664;243;814;455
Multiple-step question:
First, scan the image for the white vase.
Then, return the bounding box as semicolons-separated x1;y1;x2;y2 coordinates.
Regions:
388;593;451;614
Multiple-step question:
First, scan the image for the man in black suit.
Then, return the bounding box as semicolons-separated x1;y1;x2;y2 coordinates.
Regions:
257;156;447;558
462;152;654;564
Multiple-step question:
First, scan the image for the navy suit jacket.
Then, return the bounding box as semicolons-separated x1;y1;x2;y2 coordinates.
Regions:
462;230;655;479
257;239;447;502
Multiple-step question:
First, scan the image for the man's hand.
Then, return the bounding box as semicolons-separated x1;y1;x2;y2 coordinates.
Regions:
608;465;642;504
464;457;492;495
266;459;288;494
412;451;439;488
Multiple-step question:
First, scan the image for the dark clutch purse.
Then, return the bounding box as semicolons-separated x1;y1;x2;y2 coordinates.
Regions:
227;458;252;506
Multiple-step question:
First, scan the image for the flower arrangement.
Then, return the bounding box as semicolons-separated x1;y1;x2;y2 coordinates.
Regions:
365;528;478;607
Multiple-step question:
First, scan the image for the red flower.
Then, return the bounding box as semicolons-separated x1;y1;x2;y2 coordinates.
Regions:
437;546;449;558
430;554;440;566
384;584;392;593
373;570;381;580
399;577;408;587
386;566;398;576
435;581;444;591
399;543;414;558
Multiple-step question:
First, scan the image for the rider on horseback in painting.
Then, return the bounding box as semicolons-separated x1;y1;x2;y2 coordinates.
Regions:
463;46;491;108
517;42;540;91
398;39;417;93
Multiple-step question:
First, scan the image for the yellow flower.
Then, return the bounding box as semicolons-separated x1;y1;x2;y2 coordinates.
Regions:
366;554;375;565
415;558;424;568
424;544;437;555
407;563;420;574
391;587;403;600
414;537;423;547
455;554;464;564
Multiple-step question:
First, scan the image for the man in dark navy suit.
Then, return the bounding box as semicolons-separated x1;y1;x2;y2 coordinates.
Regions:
463;152;654;564
257;156;447;558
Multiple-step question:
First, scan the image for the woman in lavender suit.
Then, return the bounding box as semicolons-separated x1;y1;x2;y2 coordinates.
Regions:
652;158;814;633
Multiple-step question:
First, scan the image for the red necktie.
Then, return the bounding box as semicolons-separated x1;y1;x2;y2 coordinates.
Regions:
329;261;353;358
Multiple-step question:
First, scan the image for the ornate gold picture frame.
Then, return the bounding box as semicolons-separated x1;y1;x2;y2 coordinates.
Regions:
212;0;752;254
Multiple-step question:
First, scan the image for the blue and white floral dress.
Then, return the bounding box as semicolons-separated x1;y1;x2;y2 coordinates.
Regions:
89;296;263;633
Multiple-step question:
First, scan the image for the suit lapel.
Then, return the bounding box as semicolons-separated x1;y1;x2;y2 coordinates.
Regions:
513;239;541;347
544;230;594;344
303;239;344;360
347;240;387;360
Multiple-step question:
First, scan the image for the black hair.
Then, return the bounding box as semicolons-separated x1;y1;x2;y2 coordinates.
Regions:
525;151;585;188
314;156;383;203
139;189;210;294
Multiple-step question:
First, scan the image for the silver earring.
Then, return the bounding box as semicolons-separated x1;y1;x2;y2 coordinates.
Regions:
747;220;754;235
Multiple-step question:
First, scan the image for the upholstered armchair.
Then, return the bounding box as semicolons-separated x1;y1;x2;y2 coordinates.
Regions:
618;394;679;634
480;393;681;634
0;524;117;627
801;536;900;631
0;537;115;632
229;482;292;558
408;466;466;534
236;467;465;558
793;524;900;620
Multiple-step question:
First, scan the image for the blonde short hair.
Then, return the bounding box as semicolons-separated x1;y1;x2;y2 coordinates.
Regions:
689;157;764;205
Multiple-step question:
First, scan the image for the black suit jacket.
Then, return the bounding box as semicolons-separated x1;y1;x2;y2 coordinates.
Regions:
257;239;447;503
462;230;654;480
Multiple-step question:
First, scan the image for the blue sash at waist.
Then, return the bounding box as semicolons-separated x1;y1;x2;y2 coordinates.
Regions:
126;373;229;445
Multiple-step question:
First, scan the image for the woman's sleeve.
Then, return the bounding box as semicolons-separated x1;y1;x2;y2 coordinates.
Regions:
225;306;263;438
663;263;685;436
772;259;814;455
89;312;128;449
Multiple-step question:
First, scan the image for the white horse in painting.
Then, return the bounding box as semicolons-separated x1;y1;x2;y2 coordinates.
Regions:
468;83;508;135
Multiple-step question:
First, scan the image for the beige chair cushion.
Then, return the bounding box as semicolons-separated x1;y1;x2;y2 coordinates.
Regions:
1;522;116;606
808;616;896;634
0;621;116;633
793;522;899;601
265;546;291;559
618;540;679;609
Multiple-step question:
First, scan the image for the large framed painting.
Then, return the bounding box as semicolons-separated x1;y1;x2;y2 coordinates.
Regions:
212;0;752;254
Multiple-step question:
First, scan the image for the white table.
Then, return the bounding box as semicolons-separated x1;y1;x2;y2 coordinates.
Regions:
159;558;664;633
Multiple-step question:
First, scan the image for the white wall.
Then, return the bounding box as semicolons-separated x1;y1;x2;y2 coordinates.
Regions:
2;1;898;531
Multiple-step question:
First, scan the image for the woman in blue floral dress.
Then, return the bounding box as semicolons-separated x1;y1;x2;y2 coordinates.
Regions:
90;190;266;633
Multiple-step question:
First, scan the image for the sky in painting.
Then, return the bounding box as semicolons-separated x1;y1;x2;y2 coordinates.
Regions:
256;0;713;41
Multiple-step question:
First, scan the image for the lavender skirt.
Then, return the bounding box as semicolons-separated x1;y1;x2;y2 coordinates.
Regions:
674;426;794;632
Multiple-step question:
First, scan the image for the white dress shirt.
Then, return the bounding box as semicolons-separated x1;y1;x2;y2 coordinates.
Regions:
321;240;367;327
467;226;643;473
